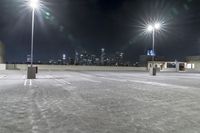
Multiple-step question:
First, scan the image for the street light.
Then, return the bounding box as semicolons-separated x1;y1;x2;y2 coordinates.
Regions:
147;22;161;75
29;0;39;9
30;0;39;67
154;23;161;30
27;0;40;79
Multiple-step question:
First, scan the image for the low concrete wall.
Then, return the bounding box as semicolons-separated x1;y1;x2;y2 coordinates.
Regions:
161;68;177;72
5;64;147;71
193;61;200;70
185;61;200;72
185;69;200;73
0;64;6;70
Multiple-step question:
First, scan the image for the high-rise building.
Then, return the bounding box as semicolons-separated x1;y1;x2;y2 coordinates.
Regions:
74;51;79;65
101;48;105;65
0;41;5;63
62;54;66;64
114;52;124;66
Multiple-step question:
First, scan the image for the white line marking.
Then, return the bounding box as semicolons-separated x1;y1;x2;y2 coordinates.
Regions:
30;79;32;86
80;74;93;78
129;80;196;89
24;79;27;86
60;79;71;85
46;75;53;79
160;75;200;80
100;77;127;82
22;75;26;79
55;79;71;85
0;75;6;79
100;77;197;90
24;79;32;86
81;77;101;83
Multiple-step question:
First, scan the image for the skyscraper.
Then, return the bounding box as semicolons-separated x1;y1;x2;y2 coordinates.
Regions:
101;48;105;65
0;41;5;63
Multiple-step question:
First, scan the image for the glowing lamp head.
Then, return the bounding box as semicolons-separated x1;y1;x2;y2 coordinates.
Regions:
154;23;161;30
147;25;153;32
147;22;162;32
29;0;39;9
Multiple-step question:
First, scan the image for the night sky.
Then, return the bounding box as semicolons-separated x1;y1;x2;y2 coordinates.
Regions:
1;0;200;63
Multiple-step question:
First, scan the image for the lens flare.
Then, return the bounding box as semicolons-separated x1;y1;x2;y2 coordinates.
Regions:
30;0;39;9
154;23;161;30
147;25;153;32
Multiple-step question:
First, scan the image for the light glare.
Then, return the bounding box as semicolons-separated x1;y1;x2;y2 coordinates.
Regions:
147;25;153;32
30;0;39;9
147;22;162;32
154;23;161;30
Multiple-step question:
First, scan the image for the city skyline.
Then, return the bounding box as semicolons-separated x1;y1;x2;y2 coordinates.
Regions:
0;0;200;63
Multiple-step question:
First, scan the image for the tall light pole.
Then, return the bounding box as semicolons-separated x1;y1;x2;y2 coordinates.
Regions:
147;22;161;75
27;0;39;79
30;0;39;66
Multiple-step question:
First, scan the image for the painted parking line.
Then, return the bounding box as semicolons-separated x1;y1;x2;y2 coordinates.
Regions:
55;79;71;85
81;77;101;83
30;79;32;86
99;76;197;90
129;80;197;89
59;79;71;85
79;73;94;78
159;75;200;80
0;75;6;79
45;75;53;79
22;75;26;79
24;79;27;86
24;79;32;86
100;77;127;82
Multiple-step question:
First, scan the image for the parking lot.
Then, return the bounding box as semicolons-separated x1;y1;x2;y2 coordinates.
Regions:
0;70;200;133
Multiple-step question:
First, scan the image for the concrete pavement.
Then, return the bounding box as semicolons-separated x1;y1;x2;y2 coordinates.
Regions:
0;70;200;133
